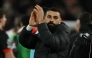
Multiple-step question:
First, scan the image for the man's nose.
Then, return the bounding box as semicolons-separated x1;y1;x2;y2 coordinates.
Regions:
50;17;54;22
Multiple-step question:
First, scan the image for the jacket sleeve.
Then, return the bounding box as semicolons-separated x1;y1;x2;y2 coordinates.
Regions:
0;31;12;53
19;27;38;49
37;23;70;50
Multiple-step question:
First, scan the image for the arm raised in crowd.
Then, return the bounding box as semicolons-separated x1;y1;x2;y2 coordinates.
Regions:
19;10;38;49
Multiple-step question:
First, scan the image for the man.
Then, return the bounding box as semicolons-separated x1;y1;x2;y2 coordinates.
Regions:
69;12;92;58
0;9;15;58
17;15;30;58
70;19;80;35
9;15;31;58
19;5;70;58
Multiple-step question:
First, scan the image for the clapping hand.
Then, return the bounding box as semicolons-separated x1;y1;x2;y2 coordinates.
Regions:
29;5;44;27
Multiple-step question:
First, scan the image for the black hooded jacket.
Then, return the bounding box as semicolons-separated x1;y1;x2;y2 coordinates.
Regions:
19;22;70;58
69;25;92;58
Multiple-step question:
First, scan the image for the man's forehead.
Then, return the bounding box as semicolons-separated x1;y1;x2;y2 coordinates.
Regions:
46;11;60;16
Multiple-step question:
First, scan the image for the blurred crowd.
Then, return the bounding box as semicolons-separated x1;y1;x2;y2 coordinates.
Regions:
0;0;91;30
0;0;92;30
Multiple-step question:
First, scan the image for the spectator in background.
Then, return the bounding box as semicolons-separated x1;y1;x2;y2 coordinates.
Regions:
17;15;30;58
70;13;92;41
0;8;15;58
9;15;31;58
70;19;80;35
8;15;21;58
69;12;92;58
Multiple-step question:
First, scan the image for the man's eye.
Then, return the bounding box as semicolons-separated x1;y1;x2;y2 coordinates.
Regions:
53;16;58;19
47;15;51;18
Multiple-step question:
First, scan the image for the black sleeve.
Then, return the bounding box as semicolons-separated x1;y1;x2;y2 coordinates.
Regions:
0;31;10;50
37;23;70;50
19;27;38;49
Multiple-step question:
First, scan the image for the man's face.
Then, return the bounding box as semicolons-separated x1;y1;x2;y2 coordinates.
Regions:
75;19;80;32
45;10;62;27
2;15;6;27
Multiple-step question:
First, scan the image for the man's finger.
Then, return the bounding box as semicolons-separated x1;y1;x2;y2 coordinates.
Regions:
34;9;38;19
35;5;40;11
36;5;43;11
30;10;34;17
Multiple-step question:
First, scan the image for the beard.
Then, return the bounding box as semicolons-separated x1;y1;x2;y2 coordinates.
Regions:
47;21;58;33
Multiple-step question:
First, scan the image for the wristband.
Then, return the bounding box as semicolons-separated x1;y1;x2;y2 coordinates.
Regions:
26;25;33;31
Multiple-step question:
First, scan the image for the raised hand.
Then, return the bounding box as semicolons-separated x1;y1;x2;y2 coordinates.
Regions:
29;9;37;27
34;5;45;24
